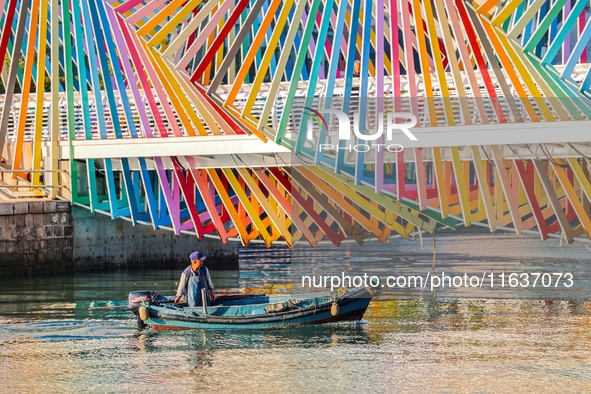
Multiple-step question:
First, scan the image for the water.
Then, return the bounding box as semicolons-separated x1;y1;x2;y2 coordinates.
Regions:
1;231;591;392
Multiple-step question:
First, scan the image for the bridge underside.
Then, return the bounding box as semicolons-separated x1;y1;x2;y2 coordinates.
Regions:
2;0;591;246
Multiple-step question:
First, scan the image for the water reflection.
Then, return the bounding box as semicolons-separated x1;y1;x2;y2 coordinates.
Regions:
1;233;591;391
1;295;591;391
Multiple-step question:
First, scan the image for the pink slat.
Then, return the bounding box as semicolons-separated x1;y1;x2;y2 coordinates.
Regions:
127;0;167;24
176;0;233;69
115;0;146;14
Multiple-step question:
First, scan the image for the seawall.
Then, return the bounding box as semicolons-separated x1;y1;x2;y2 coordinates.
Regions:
0;200;238;276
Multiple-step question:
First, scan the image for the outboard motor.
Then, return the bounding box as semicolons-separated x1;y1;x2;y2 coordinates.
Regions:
128;290;152;314
129;290;152;330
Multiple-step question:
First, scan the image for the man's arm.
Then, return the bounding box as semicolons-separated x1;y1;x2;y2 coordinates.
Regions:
205;267;214;289
174;273;188;303
205;267;216;301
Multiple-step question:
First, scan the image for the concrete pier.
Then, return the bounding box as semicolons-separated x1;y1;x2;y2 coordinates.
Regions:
0;201;238;276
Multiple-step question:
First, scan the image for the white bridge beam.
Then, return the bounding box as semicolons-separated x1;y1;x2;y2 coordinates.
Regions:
70;135;291;159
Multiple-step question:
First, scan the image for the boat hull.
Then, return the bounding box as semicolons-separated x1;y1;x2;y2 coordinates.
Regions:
133;288;376;330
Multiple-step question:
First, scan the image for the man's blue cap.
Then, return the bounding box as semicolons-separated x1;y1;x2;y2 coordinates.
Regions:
190;251;207;261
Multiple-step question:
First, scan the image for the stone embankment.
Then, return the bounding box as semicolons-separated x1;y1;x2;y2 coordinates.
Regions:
0;200;238;276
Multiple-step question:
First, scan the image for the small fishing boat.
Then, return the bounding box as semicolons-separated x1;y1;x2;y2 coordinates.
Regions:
128;287;380;330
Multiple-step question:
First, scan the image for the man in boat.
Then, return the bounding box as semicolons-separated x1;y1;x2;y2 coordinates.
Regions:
173;251;216;307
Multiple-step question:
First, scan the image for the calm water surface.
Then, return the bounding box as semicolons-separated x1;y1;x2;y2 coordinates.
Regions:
1;232;591;393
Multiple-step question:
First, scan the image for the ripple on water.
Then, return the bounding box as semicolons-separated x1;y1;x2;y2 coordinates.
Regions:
1;236;591;392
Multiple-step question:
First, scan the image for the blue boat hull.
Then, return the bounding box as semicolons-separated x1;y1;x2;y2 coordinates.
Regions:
131;288;377;330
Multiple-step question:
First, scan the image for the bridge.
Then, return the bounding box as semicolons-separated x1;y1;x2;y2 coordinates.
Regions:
2;0;591;247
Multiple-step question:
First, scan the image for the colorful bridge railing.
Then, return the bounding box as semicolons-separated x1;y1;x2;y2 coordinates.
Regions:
2;0;591;246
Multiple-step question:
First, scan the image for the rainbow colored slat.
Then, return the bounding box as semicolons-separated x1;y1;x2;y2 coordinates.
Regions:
1;0;591;247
